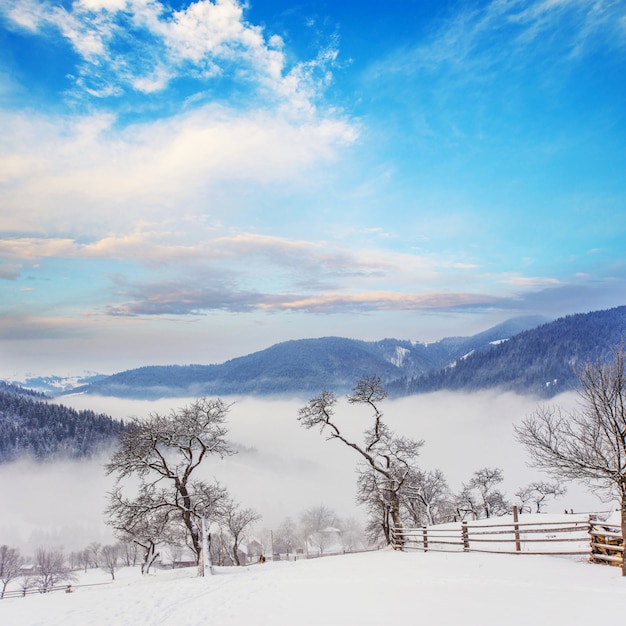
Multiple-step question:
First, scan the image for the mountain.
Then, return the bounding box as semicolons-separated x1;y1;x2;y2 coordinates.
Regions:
0;380;46;399
66;315;546;399
9;372;108;396
0;384;125;462
397;305;626;397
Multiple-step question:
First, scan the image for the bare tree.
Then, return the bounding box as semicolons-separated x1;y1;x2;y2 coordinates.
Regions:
77;548;91;574
301;505;340;556
356;464;393;544
117;541;139;567
402;468;452;526
223;500;261;565
101;544;119;580
466;467;510;519
34;548;75;591
339;517;365;552
0;545;22;598
87;542;102;569
515;346;626;575
515;481;566;513
455;484;481;521
298;376;422;546
106;484;177;574
105;398;234;576
274;517;298;555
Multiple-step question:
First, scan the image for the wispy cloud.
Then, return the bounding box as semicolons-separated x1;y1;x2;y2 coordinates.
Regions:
0;225;508;316
258;291;501;314
106;281;502;317
1;0;338;110
499;275;561;288
392;0;626;78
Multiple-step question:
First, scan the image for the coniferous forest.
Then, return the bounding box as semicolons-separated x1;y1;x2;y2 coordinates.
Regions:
0;382;124;462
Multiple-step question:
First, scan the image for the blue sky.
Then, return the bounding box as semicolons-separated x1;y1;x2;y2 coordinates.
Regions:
1;0;625;377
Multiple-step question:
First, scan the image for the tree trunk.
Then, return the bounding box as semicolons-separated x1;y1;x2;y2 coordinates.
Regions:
390;492;404;549
178;481;202;566
620;483;626;576
233;540;240;566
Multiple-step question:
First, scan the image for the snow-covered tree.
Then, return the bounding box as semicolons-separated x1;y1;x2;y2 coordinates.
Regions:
456;468;509;520
470;467;510;518
76;548;91;573
356;464;393;544
0;544;22;598
105;398;234;576
301;505;340;556
223;500;261;565
515;481;566;513
338;517;365;552
87;542;102;569
298;375;422;547
34;548;75;591
402;468;452;526
101;544;119;580
273;517;299;555
515;346;626;575
117;541;139;567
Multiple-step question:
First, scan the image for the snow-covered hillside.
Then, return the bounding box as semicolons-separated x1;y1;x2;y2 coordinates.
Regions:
2;549;624;626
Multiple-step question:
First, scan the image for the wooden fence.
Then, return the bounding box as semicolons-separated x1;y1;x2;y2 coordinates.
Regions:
392;511;623;567
589;520;623;566
1;580;113;600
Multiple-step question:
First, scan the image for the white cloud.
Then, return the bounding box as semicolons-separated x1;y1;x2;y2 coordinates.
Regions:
1;0;339;110
0;104;357;234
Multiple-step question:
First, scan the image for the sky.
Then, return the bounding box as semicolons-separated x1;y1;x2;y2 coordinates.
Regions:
1;0;625;378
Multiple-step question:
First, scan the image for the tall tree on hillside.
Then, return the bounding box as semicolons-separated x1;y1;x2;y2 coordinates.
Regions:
105;398;234;576
298;375;422;547
515;346;626;575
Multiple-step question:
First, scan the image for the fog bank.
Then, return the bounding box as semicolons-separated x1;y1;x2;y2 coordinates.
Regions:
0;390;609;554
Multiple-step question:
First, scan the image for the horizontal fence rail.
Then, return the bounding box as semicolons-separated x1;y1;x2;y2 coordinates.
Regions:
1;580;113;600
392;510;623;567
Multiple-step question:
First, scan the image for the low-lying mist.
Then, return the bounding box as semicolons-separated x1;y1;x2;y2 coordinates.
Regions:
0;390;608;554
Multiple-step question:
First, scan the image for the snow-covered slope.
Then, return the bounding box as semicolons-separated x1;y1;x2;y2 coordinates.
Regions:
2;549;624;626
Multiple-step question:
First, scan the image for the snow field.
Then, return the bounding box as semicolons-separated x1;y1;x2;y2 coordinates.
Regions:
1;548;624;626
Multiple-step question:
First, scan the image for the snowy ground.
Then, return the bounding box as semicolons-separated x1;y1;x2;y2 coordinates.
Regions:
2;549;625;626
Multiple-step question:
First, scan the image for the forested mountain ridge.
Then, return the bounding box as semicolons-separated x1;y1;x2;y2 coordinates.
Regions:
64;316;546;399
8;307;624;403
0;386;125;463
0;380;46;398
395;305;626;397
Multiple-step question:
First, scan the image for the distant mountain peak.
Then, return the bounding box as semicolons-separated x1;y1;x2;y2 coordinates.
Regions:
40;314;548;400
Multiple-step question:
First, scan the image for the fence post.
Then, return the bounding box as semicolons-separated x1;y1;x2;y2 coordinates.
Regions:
422;526;428;552
588;514;596;562
513;505;521;553
462;521;469;552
